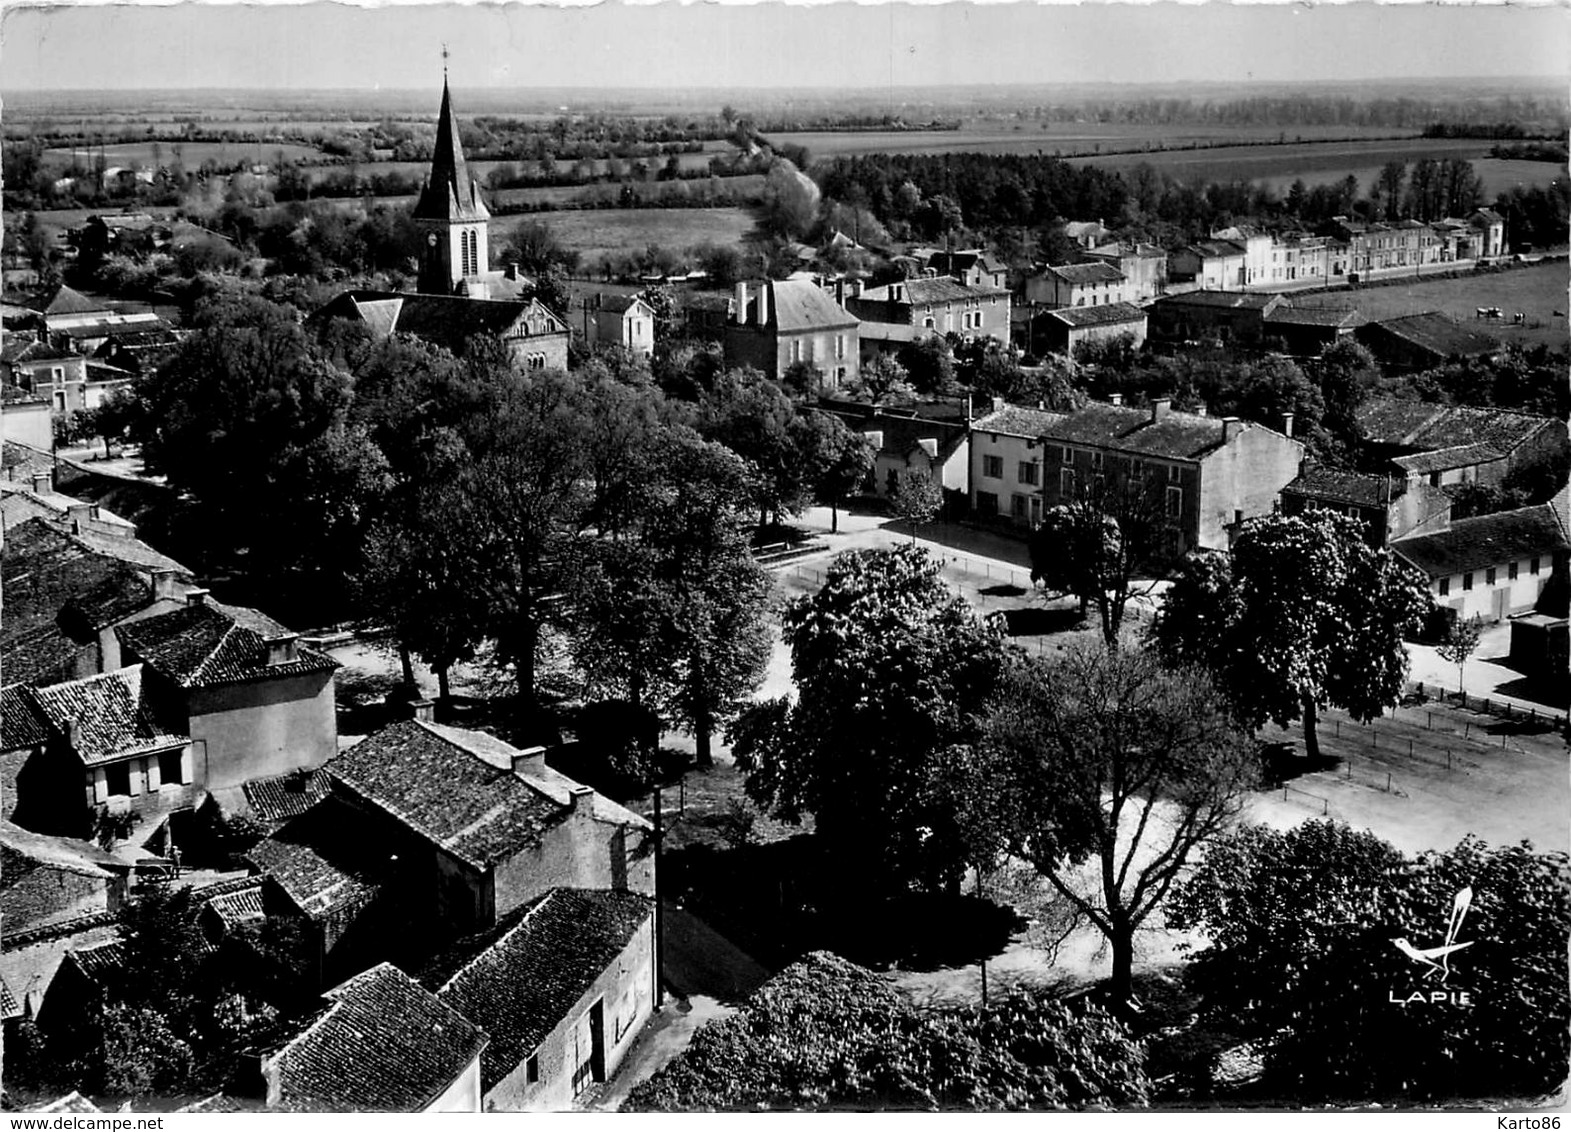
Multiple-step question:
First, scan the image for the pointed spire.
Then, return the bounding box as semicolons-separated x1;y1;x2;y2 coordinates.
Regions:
413;75;488;223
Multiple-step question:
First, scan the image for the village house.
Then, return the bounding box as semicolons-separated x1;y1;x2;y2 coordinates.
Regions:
581;292;655;358
724;279;860;388
1062;219;1113;250
115;594;341;797
1354;312;1502;373
1082;242;1167;302
1355;401;1568;489
845;272;1010;349
821;400;969;504
1147;290;1290;345
1028;303;1148;358
1039;397;1304;554
1210;226;1275;287
1023;262;1130;310
421;887;655;1111
258;962;488;1113
1393;497;1570;624
1166;239;1247;291
925;249;1009;291
969;403;1069;528
1279;464;1454;547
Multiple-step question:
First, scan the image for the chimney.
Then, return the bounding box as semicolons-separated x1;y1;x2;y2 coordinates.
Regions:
505;263;518;282
569;784;594;817
264;633;300;666
185;588;211;606
30;470;51;494
410;699;435;723
992;396;1005;414
1150;397;1171;423
511;745;549;779
1109;393;1123;407
890;282;904;303
151;568;182;601
1194;401;1208;417
1222;415;1244;443
1279;411;1295;438
62;719;76;751
755;282;770;327
734;282;747;325
834;279;845;306
67;502;94;532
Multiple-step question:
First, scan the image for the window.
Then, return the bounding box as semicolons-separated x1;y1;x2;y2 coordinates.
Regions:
105;762;131;798
1439;577;1450;596
1486;567;1497;586
976;491;999;516
1463;572;1474;591
982;455;1003;479
1091;451;1104;470
1012;494;1028;519
835;335;846;360
526;1055;540;1085
1060;468;1076;496
1509;561;1519;581
1430;472;1441;488
1166;486;1183;518
1167;464;1181;483
791;339;803;363
1017;461;1038;486
158;749;185;787
1531;557;1541;575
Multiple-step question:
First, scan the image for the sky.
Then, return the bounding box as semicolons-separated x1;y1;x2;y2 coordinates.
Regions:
1;2;1567;92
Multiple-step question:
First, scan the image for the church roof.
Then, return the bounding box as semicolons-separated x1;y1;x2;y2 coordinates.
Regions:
414;81;489;224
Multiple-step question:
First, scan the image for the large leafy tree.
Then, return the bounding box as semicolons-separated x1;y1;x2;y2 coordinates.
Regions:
806;412;875;534
967;645;1255;1004
1152;511;1432;758
1168;822;1571;1103
627;951;1150;1112
733;545;1006;895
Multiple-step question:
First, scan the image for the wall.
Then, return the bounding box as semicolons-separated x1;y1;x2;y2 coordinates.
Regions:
0;863;122;935
187;671;337;792
0;921;119;1022
1060;318;1147;356
970;430;1044;526
722;323;780;381
2;402;53;450
1434;557;1554;622
492;808;653;923
506;333;570;373
1197;427;1305;550
483;915;654;1112
425;1054;484;1113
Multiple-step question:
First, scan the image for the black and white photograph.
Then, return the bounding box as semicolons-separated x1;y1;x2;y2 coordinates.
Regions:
0;0;1567;1116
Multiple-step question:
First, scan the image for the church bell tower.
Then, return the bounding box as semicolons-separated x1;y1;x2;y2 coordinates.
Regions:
414;71;491;296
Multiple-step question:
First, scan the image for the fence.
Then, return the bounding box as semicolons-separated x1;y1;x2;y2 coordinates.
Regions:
1408;681;1566;729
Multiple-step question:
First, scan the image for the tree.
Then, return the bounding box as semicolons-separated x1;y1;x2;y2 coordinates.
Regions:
805;412;875;534
1168;823;1571;1102
896;336;955;398
968;645;1255;1004
1028;474;1175;650
701;373;817;529
761;159;821;239
1151;512;1433;759
733;545;1006;895
1436;614;1484;695
889;469;943;538
1310;339;1379;464
626;951;1149;1111
853;353;914;407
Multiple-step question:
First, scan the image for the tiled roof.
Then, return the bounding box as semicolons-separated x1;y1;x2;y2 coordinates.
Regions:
268;962;487;1113
27;666;187;767
1041;262;1125;286
1283;465;1403;509
0;819;127;882
246;801;395;920
0;974;21;1019
29;1093;103;1114
3;684;51;751
44;286;111;318
1046;302;1147;329
1264;306;1366;329
1393;503;1571;578
1356;401;1556;455
423;888;653;1093
116;602;337;691
742;279;858;331
203;881;267;932
57;564;157;634
1184;239;1246;259
1041;403;1272;460
1362;312;1500;360
1391;444;1505;476
244;769;330;825
971;404;1069;439
68;938;128;983
324;720;570;872
1154;290;1280;311
313;291;565;356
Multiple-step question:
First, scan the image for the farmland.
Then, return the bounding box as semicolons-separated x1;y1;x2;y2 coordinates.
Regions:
1292;261;1570;350
1067;136;1506;184
499;206;759;264
42;140;323;170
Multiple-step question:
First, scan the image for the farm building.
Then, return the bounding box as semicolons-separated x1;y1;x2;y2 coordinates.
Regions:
1027;302;1148;357
1393;496;1570;624
1355;312;1502;372
1147;290;1289;344
1356;400;1567;489
1260;305;1367;355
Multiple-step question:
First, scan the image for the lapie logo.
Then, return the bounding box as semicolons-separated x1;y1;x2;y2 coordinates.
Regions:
1388;887;1476;1006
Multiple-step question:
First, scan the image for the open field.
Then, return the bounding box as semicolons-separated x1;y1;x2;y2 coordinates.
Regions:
1245;157;1561;199
42;140;322;169
1070;136;1500;183
1293;261;1571;350
503;206;759;262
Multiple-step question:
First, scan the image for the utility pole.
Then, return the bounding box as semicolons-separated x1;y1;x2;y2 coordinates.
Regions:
651;781;663;1008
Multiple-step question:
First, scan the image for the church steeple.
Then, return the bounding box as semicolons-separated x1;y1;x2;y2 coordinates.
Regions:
415;70;491;296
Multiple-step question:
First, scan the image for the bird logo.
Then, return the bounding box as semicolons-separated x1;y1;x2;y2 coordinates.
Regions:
1392;887;1474;982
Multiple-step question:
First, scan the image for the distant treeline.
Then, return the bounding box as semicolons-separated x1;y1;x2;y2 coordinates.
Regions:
1487;141;1570;164
1021;97;1569;132
1421;122;1560;140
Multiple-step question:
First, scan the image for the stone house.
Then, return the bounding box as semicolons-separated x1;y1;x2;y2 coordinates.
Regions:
1147;291;1290;345
724;279;860;388
1356;401;1568;490
969;404;1069;528
845;273;1010;348
1393;498;1571;624
1039;398;1304;554
1279;464;1454;547
1031;303;1148;357
1023;262;1130;310
422;888;655;1111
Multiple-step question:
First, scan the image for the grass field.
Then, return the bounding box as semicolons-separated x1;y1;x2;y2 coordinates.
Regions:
43;140;322;170
501;206;760;262
1069;136;1497;182
1292;262;1570;350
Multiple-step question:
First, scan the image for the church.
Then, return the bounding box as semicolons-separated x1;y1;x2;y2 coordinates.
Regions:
312;78;570;370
